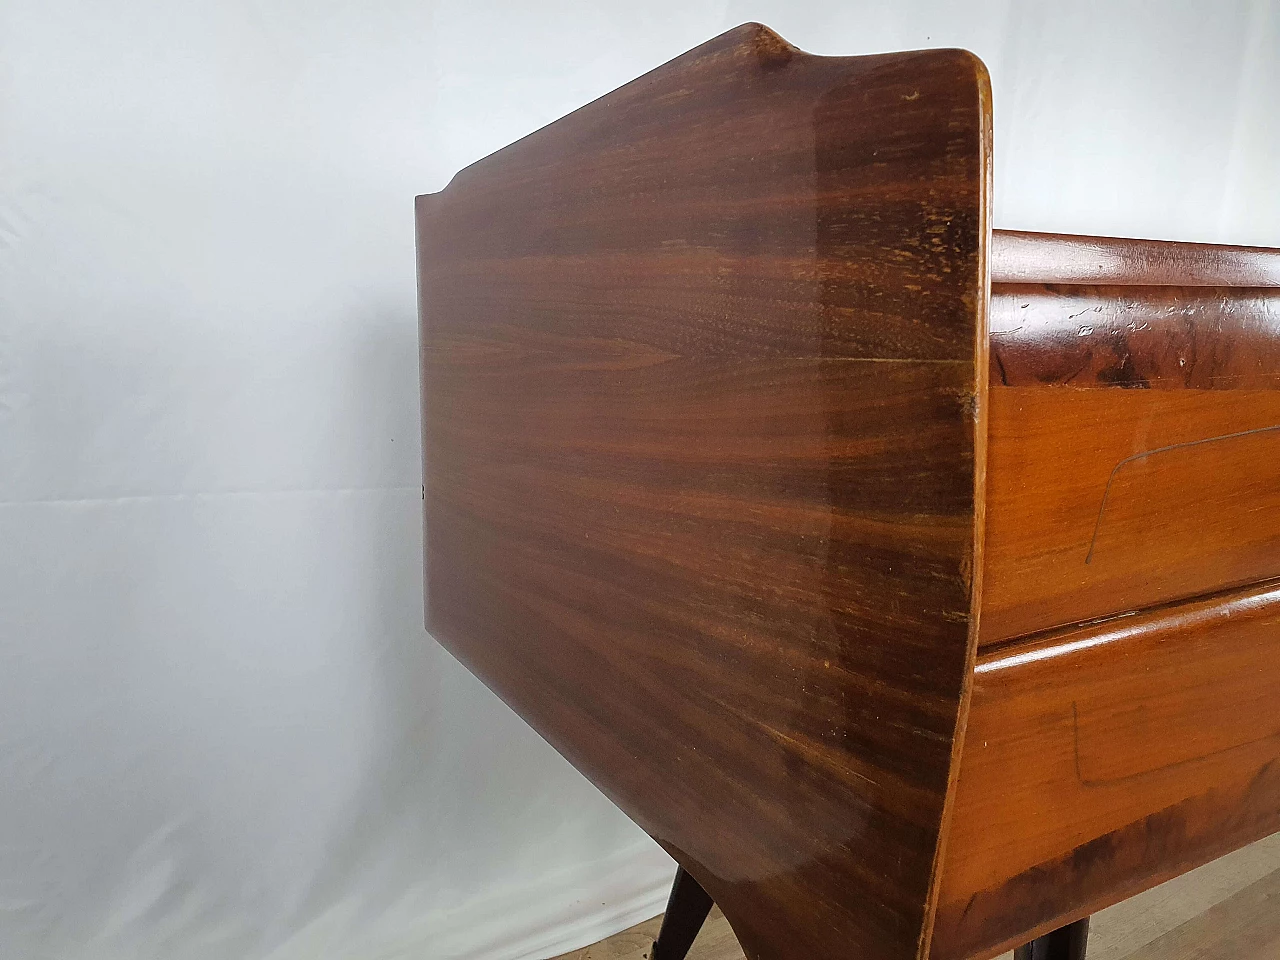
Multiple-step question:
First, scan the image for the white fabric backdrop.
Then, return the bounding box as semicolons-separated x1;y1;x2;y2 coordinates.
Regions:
1;2;1277;958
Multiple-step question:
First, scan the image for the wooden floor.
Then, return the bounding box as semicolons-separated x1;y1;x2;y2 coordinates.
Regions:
553;832;1280;960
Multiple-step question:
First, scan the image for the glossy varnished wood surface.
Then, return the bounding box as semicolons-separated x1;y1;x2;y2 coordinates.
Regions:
559;833;1280;960
979;386;1280;643
990;285;1280;389
419;24;991;960
934;581;1280;960
969;232;1280;950
983;235;1280;640
991;230;1280;287
983;234;1280;640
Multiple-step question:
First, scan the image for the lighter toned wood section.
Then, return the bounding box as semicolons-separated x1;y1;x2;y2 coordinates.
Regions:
980;386;1280;644
553;833;1280;960
934;580;1280;959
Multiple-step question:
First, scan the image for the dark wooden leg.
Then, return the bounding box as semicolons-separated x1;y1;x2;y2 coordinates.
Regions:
652;866;714;960
1014;917;1090;960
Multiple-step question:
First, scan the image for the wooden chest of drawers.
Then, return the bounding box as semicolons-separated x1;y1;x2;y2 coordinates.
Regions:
417;23;1280;960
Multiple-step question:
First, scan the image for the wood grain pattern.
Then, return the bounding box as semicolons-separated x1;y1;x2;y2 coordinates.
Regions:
982;250;1280;642
979;386;1280;643
934;581;1280;960
991;230;1280;286
990;285;1280;389
420;23;1280;960
557;834;1280;960
419;24;991;960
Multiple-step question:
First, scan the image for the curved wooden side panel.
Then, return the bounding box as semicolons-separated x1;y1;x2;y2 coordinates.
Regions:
933;581;1280;960
418;24;991;960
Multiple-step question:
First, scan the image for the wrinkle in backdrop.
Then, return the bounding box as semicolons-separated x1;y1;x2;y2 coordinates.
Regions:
1;1;1278;959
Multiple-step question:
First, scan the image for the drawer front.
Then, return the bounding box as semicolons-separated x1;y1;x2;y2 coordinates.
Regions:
980;385;1280;644
980;283;1280;644
933;582;1280;960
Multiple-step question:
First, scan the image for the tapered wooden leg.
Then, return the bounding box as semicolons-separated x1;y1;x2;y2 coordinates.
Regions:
651;867;714;960
1014;917;1090;960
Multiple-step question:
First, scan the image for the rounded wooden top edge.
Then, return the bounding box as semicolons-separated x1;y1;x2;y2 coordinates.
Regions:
994;228;1280;257
421;23;995;199
992;229;1280;287
976;576;1280;672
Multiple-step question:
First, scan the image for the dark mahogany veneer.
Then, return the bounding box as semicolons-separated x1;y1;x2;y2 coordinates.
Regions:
417;23;1280;960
